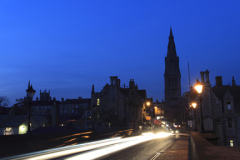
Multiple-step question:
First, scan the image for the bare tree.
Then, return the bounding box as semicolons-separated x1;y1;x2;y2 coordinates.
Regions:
0;96;10;107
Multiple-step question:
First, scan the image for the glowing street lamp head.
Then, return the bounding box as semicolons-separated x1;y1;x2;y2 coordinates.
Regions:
146;102;150;106
192;102;197;108
194;78;203;94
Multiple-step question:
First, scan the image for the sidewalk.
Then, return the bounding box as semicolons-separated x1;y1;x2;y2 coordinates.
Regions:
156;134;190;160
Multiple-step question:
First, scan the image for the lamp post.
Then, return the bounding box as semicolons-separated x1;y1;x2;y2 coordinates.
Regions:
146;101;152;132
191;102;197;131
194;78;204;132
26;84;36;134
92;105;96;131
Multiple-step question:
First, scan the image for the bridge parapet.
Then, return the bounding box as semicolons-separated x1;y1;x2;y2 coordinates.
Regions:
190;131;240;160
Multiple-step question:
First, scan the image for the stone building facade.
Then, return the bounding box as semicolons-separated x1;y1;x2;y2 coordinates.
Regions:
91;76;147;130
190;70;240;146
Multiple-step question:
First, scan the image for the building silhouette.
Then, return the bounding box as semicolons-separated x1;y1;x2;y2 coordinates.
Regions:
91;76;146;131
164;27;181;122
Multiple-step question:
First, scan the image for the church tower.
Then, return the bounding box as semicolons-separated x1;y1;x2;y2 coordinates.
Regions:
164;27;181;122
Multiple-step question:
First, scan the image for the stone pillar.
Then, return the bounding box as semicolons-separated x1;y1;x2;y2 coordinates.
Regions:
205;70;210;84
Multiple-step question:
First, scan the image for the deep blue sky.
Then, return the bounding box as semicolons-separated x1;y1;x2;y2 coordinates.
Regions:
1;0;240;106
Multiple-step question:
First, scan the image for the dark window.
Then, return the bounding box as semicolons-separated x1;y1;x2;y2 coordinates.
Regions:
227;101;231;109
228;119;232;128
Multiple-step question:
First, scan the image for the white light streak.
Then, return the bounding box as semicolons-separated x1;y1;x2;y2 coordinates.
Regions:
3;132;172;160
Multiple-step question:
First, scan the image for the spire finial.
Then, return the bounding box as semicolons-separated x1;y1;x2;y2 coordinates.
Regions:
170;26;173;38
28;80;30;89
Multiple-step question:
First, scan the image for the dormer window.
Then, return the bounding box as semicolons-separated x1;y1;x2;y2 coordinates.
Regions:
227;101;231;109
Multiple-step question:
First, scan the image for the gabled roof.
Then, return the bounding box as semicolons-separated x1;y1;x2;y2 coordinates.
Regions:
0;116;28;127
212;85;240;105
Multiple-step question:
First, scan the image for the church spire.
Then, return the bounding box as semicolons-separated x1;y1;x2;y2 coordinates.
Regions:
167;27;177;57
164;27;181;122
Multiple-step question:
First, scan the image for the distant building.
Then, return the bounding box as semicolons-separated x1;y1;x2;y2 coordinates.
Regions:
59;97;91;130
164;27;182;122
91;76;147;130
153;100;165;120
31;90;61;126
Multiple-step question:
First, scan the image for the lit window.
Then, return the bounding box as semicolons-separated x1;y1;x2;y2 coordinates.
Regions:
4;127;14;135
230;140;234;147
227;102;231;109
43;122;45;127
97;99;100;106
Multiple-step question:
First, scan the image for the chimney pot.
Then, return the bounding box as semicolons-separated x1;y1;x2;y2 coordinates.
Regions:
215;76;223;87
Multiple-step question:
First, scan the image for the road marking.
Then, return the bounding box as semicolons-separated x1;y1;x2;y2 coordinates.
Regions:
149;141;174;160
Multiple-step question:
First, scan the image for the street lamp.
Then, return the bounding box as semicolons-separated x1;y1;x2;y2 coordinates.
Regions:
194;78;204;132
26;84;36;134
146;102;151;106
191;102;197;131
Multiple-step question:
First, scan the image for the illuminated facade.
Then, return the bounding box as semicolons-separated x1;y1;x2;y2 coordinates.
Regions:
189;71;240;146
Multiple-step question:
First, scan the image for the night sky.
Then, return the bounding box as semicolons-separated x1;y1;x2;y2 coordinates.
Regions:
1;1;240;106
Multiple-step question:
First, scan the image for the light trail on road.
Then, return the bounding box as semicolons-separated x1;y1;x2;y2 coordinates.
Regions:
1;132;172;160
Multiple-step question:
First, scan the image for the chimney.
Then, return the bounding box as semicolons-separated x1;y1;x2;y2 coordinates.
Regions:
61;98;64;102
36;97;38;101
232;76;236;86
129;79;135;89
110;76;118;85
92;85;95;93
53;97;56;101
215;76;223;87
78;97;82;99
205;70;210;84
200;71;205;84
